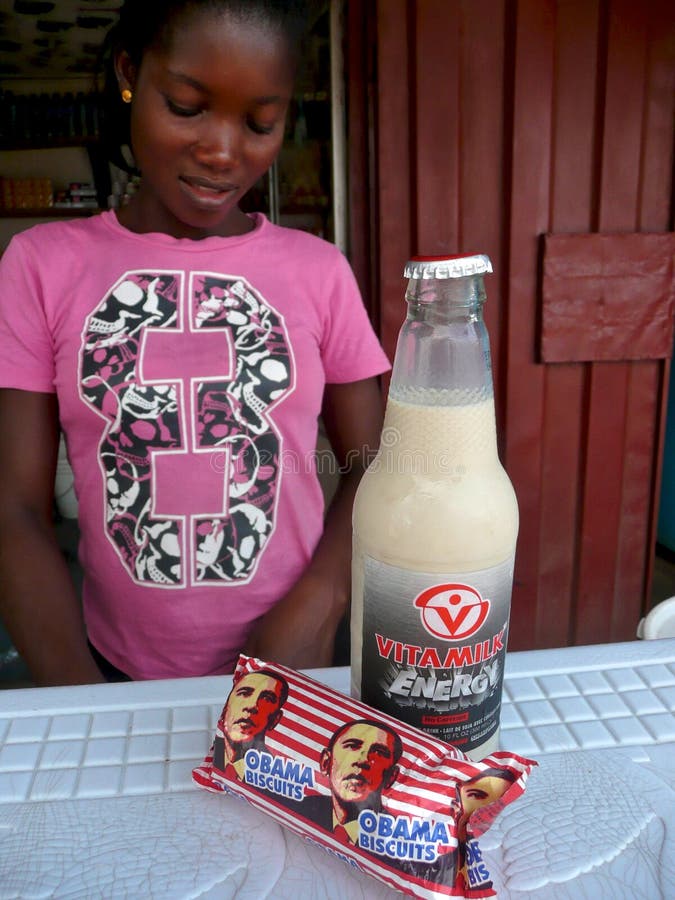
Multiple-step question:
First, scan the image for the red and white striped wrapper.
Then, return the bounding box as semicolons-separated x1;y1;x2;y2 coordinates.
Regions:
193;656;537;899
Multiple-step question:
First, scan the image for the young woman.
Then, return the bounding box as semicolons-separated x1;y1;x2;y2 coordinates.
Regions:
0;0;389;685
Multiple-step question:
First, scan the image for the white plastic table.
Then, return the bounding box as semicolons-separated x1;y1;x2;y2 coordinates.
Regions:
0;639;673;899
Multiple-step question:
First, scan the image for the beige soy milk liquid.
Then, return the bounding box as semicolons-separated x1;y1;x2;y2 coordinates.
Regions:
351;396;518;760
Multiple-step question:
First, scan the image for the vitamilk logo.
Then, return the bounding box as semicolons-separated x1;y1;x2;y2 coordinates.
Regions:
414;584;490;640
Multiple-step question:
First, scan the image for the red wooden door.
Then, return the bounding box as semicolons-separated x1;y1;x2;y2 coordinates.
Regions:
354;0;675;649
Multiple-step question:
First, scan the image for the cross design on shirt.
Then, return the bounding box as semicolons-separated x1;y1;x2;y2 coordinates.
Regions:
139;320;233;522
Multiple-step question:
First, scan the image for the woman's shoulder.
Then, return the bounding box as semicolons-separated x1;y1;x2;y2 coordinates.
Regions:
262;218;347;265
5;212;111;261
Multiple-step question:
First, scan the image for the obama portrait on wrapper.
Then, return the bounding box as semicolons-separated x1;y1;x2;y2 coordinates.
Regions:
212;668;289;781
301;719;403;845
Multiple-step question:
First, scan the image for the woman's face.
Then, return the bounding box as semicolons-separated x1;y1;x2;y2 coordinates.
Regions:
116;10;294;239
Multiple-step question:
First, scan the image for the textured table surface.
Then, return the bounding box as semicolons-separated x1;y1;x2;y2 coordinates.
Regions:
0;639;673;899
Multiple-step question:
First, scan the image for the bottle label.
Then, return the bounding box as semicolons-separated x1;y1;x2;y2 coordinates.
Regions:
360;555;514;753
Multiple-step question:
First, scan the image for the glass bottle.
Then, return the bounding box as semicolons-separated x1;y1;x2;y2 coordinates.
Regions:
351;254;519;760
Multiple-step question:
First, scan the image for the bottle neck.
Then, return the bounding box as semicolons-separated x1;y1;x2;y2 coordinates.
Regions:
389;273;495;406
405;273;486;323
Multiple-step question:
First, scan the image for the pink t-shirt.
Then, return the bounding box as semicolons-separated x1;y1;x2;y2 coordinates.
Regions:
0;212;390;678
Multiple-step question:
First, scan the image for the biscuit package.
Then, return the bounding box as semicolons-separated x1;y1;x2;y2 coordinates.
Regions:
193;656;537;898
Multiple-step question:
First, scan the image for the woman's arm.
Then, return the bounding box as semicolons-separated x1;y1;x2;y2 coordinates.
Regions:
0;389;104;685
245;376;385;668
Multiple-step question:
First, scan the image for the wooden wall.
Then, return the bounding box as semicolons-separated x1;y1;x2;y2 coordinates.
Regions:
351;0;675;649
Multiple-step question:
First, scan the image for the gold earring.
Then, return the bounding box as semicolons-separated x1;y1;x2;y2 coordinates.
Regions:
121;88;133;104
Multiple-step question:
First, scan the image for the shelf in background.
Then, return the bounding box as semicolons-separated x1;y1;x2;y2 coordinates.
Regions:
0;207;101;218
0;137;101;152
